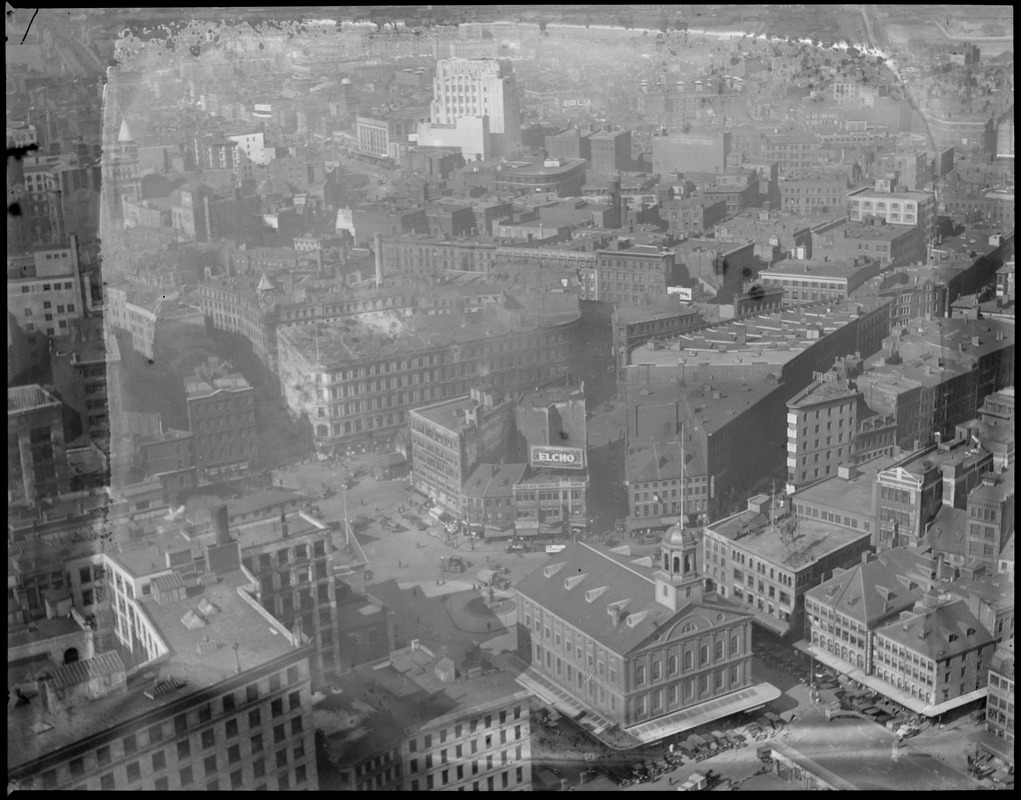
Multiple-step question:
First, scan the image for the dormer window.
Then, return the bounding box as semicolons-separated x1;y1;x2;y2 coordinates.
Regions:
584;586;608;603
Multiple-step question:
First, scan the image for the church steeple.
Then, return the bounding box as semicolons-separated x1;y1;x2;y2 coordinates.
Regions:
118;118;134;144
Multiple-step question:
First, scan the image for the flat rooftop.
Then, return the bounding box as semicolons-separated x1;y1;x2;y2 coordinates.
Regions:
410;393;507;434
707;510;870;570
850;188;934;200
788;379;859;409
516;470;589;486
760;258;875;279
624;380;783;437
186;487;305;519
888;440;994;478
278;303;578;368
8;570;299;771
827;221;916;242
792;455;896;514
323;644;529;748
460;463;528;499
632;344;801;368
496;158;586;177
111;507;331;579
626;436;707;482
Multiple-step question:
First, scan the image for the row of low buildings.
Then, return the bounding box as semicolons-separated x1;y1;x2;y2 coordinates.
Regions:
803;545;1012;719
408;384;592;540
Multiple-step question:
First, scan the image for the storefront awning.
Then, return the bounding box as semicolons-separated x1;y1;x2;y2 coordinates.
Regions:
515;520;539;536
625;682;782;745
626;516;678;532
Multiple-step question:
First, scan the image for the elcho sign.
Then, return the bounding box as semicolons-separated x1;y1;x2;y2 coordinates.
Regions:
530;445;586;470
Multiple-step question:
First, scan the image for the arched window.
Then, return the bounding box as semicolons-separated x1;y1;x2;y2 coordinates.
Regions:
636;665;646;686
673;556;681;573
700;645;709;666
652;661;662;682
684;650;693;670
316;424;328;437
715;640;724;661
731;635;741;656
668;655;678;676
63;647;79;665
663;553;669;571
684;554;693;573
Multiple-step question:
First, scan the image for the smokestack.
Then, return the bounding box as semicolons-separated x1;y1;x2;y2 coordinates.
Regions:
374;232;383;287
213;504;231;545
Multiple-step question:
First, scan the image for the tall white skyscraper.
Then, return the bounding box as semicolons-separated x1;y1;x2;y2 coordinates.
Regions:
430;58;521;156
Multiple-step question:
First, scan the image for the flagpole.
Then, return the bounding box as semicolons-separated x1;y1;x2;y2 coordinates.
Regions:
343;485;350;547
679;435;685;526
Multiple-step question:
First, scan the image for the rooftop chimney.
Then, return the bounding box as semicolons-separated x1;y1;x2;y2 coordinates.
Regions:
213;504;231;545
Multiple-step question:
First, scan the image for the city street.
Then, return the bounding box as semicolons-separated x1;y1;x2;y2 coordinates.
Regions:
275;455;553;659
